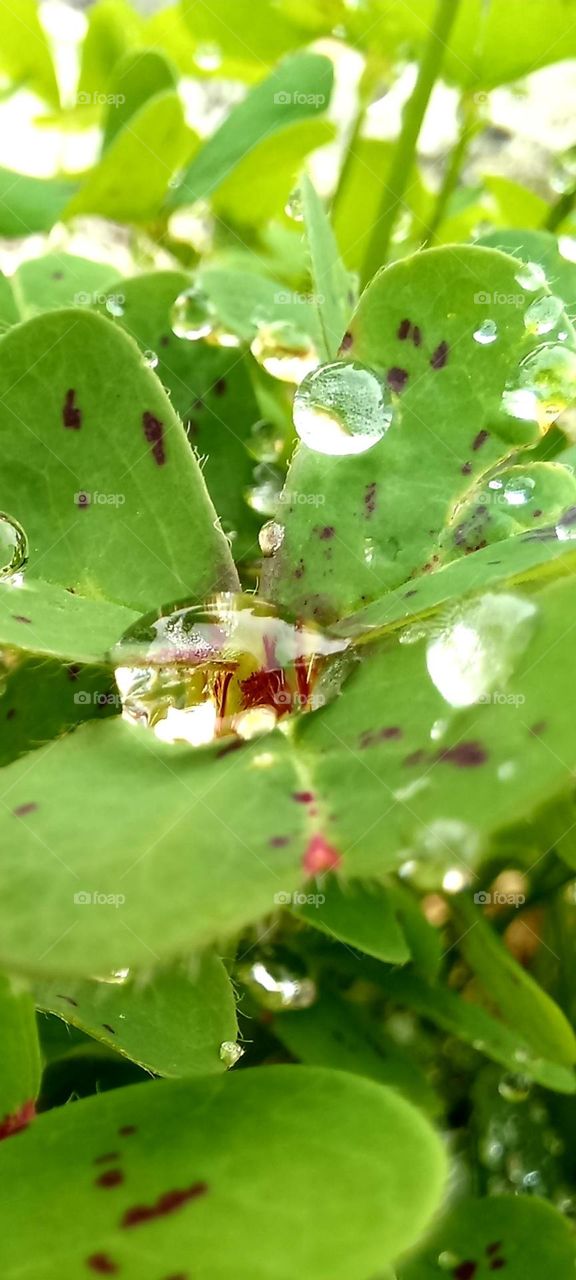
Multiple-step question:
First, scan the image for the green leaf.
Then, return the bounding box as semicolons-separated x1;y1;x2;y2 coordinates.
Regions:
0;308;237;610
10;253;120;320
36;953;237;1077
272;993;439;1113
0;579;136;663
67;90;191;222
333;137;430;273
294;876;410;964
264;245;576;620
167;52;334;208
378;971;575;1094
0;1066;446;1279
213;119;334;226
0;655;117;767
77;0;143;103
102;48;177;149
301;173;351;360
0;973;41;1129
398;1196;576;1280
198;262;321;345
451;896;576;1068
180;0;310;71
479;227;576;311
0;168;76;238
0;0;59;105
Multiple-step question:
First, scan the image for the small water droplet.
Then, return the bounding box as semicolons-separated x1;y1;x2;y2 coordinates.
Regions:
524;295;564;337
473;318;498;345
430;717;449;741
293;361;393;456
499;1072;531;1103
523;1169;542;1190
171;285;216;341
515;261;547;291
105;295;124;318
558;235;576;264
0;514;28;578
245;463;283;516
248;419;284;462
250;320;318;384
194;41;222;70
237;956;317;1011
259;520;284;556
285;187;303;222
205;326;241;350
144;349;158;369
219;1040;244;1067
426;592;537;708
437;1253;460;1272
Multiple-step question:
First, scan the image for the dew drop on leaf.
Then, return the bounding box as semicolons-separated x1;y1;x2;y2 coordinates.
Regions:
426;592;537;708
284;187;303;222
237;955;317;1011
245;463;283;516
498;1073;531;1103
473;319;498;345
171;285;216;341
0;513;28;579
248;418;284;462
219;1040;244;1067
293;361;393;456
259;520;285;556
250;319;318;385
194;41;222;70
515;261;547;291
523;295;564;336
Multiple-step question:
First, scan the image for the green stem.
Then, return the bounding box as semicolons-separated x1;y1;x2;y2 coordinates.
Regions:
361;0;462;285
422;90;479;247
544;179;576;232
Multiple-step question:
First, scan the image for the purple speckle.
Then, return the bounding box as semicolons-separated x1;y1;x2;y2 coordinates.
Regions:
317;526;335;540
142;411;166;466
430;340;449;370
397;318;411;340
412;324;422;347
437;741;487;767
472;429;489;451
63;388;82;430
12;615;31;624
461;461;472;475
364;481;377;517
13;802;37;818
270;836;290;848
339;331;353;353
404;749;426;766
96;1169;124;1189
387;366;409;393
213;378;227;397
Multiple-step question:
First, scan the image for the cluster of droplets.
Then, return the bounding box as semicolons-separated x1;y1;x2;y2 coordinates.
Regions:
476;1064;568;1203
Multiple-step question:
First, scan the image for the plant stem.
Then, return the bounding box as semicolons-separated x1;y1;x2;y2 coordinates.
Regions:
361;0;462;285
422;90;478;247
544;179;576;232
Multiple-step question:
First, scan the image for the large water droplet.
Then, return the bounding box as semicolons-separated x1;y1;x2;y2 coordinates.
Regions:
293;360;393;456
259;520;284;556
250;320;318;384
506;343;576;430
111;593;348;746
426;592;537;708
0;514;28;578
473;318;498;345
515;261;547;291
171;285;216;341
237;955;317;1010
501;474;536;506
524;295;564;337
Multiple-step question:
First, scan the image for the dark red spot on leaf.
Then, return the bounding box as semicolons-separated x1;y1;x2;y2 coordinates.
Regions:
461;461;472;475
317;526;335;540
453;1264;477;1280
96;1169;124;1188
293;791;314;804
533;508;543;517
6;707;15;720
56;993;78;1007
398;318;411;340
270;836;290;847
339;331;353;352
0;1099;35;1140
118;1125;137;1137
13;615;31;624
412;324;422;347
404;749;426;766
213;378;227;396
142;412;166;466
489;1264;505;1273
472;429;489;451
67;664;81;681
387;366;409;392
430;340;449;370
63;388;82;429
303;835;341;875
437;741;487;767
102;1024;116;1035
13;802;37;818
87;1254;119;1274
122;1181;208;1229
364;482;377;517
486;1244;503;1257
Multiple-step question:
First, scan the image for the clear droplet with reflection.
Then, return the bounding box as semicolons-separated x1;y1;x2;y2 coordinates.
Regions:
499;1073;531;1103
515;261;547;291
245;463;283;516
293;360;393;456
0;514;28;579
250;319;318;384
143;349;158;369
236;953;317;1011
248;419;285;462
259;520;284;556
502;343;576;433
473;318;498;345
284;188;303;222
426;592;537;708
524;295;564;337
171;285;216;341
110;592;348;746
219;1040;244;1067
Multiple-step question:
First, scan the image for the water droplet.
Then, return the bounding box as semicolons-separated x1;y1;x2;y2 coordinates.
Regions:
524;295;564;337
259;520;284;556
515;261;547;291
293;361;393;456
408;820;479;890
219;1040;244;1067
143;349;158;370
284;187;303;222
437;1253;460;1272
248;419;284;462
105;295;124;318
558;235;576;264
194;41;222;71
473;318;498;345
442;867;470;893
508;343;576;430
171;285;216;341
245;463;283;516
110;593;348;746
499;1072;531;1103
205;326;241;350
0;514;28;578
501;474;536;506
430;717;449;741
523;1169;542;1190
426;592;537;708
250;320;318;384
237;956;317;1011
